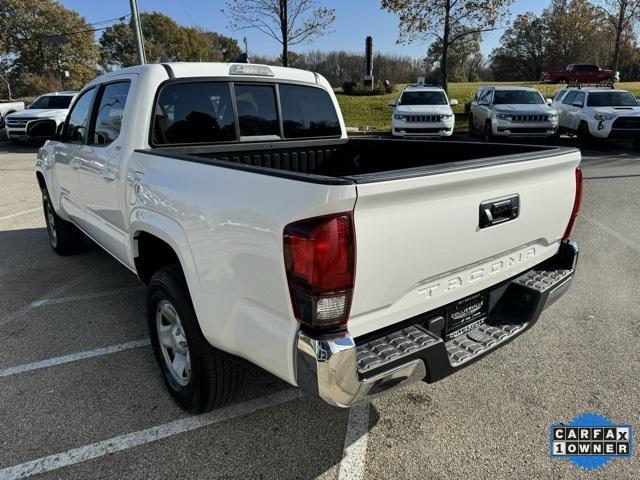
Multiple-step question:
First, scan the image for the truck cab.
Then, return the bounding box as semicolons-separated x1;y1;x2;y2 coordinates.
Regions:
389;85;458;138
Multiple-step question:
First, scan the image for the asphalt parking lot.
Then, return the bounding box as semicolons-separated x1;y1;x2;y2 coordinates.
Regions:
0;138;639;480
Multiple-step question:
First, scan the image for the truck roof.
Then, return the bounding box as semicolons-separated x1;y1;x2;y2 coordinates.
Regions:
91;62;327;88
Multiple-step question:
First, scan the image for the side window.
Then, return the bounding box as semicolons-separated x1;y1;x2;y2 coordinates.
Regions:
573;92;585;107
65;88;96;144
153;82;236;145
92;81;131;145
562;91;578;105
553;89;566;102
234;84;279;137
279;84;340;138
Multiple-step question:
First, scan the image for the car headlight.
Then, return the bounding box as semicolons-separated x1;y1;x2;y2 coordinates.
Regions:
497;113;512;120
440;113;454;119
394;114;406;120
594;113;615;121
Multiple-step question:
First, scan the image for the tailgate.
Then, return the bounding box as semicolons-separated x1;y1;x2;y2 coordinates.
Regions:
348;148;581;337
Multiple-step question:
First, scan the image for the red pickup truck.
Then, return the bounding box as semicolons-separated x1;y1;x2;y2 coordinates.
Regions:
541;64;618;84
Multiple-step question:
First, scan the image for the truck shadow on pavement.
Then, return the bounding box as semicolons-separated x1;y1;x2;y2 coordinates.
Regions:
0;227;382;478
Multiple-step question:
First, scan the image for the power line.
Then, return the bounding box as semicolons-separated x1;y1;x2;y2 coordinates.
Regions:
29;15;132;42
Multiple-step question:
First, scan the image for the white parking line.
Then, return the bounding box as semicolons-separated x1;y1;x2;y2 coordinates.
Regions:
0;339;151;379
337;403;371;480
0;275;84;327
583;216;640;252
0;207;41;222
29;287;143;308
0;388;303;480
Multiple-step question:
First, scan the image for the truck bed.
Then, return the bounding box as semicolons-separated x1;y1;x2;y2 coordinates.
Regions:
140;138;572;184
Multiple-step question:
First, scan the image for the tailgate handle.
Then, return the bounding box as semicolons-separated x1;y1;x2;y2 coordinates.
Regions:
479;195;519;229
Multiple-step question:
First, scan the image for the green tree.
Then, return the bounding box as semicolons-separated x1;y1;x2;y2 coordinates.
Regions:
223;0;336;67
542;0;609;70
593;0;640;73
381;0;513;92
489;12;547;81
425;31;483;82
0;0;99;93
100;12;240;70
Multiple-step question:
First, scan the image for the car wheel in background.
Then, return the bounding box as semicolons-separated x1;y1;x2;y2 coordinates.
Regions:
41;188;84;255
147;265;245;413
482;121;493;142
577;122;595;147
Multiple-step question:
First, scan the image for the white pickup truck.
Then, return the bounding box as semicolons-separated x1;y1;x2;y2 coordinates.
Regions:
0;100;25;128
33;63;582;413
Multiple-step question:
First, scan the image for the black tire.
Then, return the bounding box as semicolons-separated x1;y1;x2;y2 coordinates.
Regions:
147;265;244;413
633;137;640;150
577;122;595;147
42;188;84;255
468;113;477;137
482;121;494;142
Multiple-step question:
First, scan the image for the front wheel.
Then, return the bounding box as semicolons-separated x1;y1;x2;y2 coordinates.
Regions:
147;265;244;413
42;189;84;255
482;121;494;142
577;122;595;147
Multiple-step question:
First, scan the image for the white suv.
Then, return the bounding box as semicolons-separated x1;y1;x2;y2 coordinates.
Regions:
5;91;77;144
469;86;558;141
389;86;457;138
552;87;640;145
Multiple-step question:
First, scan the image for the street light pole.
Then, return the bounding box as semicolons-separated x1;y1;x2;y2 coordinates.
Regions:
129;0;146;64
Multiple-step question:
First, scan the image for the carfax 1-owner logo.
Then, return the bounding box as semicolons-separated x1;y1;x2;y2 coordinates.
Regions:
550;412;633;470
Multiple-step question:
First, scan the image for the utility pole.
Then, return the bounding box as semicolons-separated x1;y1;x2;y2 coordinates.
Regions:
129;0;146;64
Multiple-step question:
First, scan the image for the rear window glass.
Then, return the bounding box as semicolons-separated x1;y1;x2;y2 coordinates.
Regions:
279;84;340;138
234;84;279;137
153;82;236;145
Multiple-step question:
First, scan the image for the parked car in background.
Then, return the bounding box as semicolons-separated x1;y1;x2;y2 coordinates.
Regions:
0;100;24;128
469;86;558;141
5;91;76;144
541;64;618;84
389;85;458;138
552;86;640;146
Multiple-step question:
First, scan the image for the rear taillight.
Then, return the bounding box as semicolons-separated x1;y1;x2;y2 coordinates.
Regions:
283;212;355;334
563;168;583;240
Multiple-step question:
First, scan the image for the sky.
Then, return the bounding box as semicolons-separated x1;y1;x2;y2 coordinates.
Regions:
60;0;549;58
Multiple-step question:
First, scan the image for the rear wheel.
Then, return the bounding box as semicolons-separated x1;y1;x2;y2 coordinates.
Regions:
147;265;244;413
41;189;84;255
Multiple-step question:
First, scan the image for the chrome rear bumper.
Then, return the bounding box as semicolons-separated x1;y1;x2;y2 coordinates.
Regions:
295;240;579;407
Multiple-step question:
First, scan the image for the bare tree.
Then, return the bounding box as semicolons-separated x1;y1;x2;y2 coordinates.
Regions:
381;0;513;92
223;0;335;67
593;0;640;73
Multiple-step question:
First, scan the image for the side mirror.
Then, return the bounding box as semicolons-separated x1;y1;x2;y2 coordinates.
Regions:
388;99;398;107
449;99;459;106
546;98;553;105
26;119;58;140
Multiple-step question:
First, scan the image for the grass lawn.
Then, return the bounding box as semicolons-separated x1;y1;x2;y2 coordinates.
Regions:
336;81;640;132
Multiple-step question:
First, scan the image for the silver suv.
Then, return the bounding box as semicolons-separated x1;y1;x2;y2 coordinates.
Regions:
469;86;558;141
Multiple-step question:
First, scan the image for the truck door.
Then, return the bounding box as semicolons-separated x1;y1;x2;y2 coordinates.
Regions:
76;78;133;265
53;87;97;224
